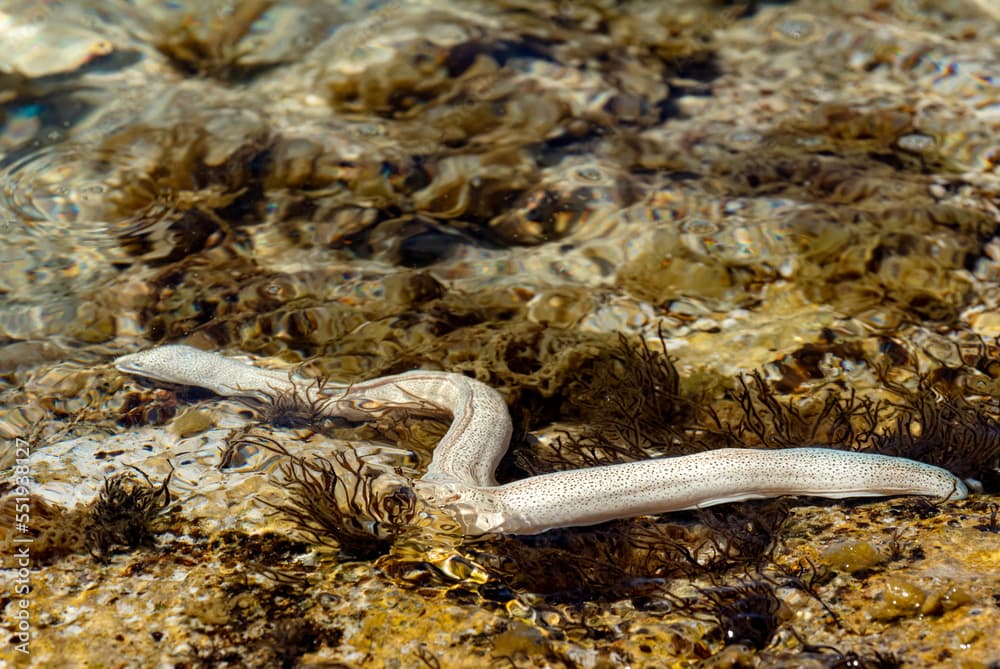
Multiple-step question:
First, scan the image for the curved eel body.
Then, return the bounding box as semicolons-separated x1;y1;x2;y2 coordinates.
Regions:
115;345;968;535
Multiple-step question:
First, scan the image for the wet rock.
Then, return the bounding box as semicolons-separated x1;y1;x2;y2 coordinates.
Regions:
870;576;927;622
821;540;883;575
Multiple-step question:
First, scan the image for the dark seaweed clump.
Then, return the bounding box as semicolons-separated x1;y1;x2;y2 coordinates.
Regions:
793;641;903;669
260;617;329;669
87;466;174;560
117;388;179;427
459;498;791;605
723;370;875;450
694;500;790;571
529;330;1000;491
249;433;417;560
255;374;344;430
517;328;713;476
870;356;1000;484
696;580;783;650
708;337;1000;487
0;458;173;564
567;328;698;451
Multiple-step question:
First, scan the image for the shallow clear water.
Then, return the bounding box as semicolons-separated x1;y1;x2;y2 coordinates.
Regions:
1;1;999;667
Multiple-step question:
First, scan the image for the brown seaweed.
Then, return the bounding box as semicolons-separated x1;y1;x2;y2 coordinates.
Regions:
697;580;783;650
87;465;174;560
254;435;416;560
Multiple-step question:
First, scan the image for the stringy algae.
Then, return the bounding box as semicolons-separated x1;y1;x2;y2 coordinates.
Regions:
1;1;999;666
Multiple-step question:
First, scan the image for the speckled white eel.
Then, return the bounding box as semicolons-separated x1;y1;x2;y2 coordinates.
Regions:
114;345;968;535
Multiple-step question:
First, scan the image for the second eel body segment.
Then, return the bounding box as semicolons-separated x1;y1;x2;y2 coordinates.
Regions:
115;345;969;535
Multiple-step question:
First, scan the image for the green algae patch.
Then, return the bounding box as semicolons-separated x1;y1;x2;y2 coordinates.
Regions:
870;576;928;622
821;540;884;575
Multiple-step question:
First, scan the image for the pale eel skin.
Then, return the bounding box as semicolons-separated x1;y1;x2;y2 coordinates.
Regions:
114;345;969;535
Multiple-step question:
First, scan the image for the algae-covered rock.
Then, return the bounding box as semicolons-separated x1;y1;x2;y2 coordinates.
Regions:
822;540;883;575
1;0;999;667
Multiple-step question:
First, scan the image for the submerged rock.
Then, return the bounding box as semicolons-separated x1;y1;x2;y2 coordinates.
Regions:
1;0;999;666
